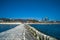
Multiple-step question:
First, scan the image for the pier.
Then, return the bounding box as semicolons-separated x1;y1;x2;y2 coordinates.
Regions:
25;24;58;40
0;23;59;40
0;24;36;40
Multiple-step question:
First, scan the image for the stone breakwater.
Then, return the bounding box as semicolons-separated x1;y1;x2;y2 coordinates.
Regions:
25;24;57;40
0;24;36;40
0;24;25;40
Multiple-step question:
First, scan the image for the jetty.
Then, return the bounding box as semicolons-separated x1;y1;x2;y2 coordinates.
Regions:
25;24;58;40
0;23;60;40
0;24;36;40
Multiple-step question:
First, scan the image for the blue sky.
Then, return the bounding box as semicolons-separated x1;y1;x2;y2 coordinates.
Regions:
0;0;60;20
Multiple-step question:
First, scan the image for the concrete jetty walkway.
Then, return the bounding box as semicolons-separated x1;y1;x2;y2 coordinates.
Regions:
0;24;36;40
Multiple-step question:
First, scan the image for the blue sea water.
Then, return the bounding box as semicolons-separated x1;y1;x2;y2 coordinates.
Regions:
30;24;60;40
0;24;18;33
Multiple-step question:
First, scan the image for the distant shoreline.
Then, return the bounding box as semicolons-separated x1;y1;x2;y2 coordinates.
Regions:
25;23;60;24
0;22;21;24
0;22;60;24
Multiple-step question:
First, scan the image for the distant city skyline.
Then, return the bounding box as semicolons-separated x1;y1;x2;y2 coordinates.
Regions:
0;0;60;21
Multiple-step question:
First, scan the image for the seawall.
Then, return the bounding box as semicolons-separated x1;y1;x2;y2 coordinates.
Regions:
25;24;57;40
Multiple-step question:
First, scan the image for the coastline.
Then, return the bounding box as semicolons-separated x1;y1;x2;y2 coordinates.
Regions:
0;22;21;24
0;22;60;24
25;23;60;24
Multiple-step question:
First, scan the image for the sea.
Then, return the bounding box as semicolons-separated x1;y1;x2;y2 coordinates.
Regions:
29;24;60;40
0;24;18;33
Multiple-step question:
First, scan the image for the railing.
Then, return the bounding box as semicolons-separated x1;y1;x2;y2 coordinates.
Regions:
25;24;58;40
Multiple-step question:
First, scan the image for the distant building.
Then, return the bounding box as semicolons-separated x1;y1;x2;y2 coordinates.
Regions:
44;17;49;21
41;17;49;22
